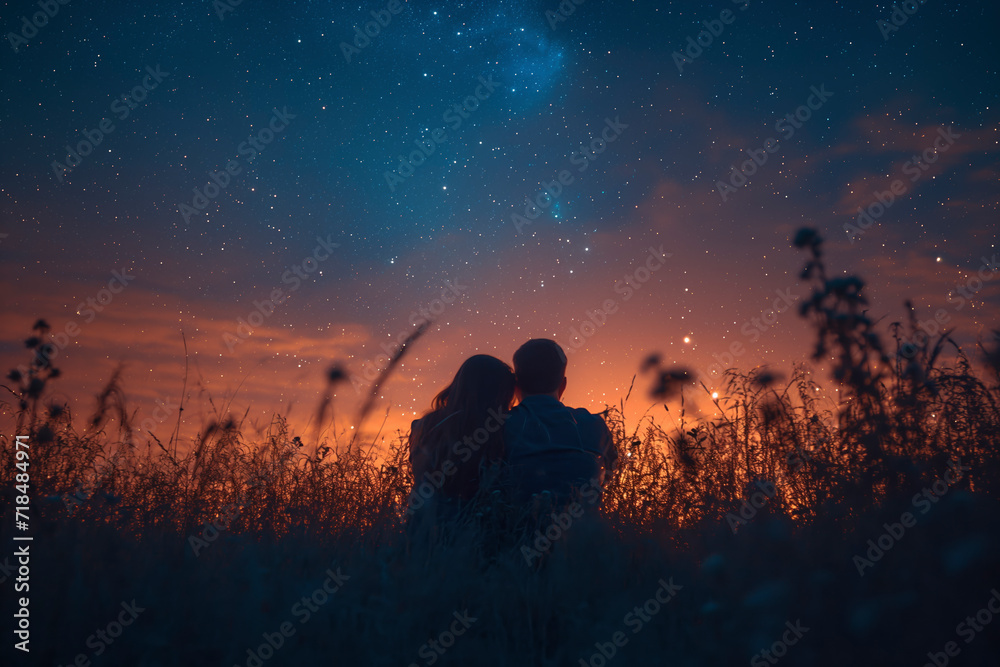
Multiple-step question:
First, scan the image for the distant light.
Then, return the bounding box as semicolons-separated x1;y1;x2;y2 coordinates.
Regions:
683;336;690;344
712;392;719;399
936;257;942;262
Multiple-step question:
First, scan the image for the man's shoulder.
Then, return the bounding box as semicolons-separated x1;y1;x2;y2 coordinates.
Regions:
567;405;611;430
567;404;606;419
508;398;608;424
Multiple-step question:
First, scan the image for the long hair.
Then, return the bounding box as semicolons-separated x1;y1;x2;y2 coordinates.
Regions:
411;354;515;501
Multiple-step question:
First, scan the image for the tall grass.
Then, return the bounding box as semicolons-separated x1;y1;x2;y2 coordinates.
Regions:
2;229;999;666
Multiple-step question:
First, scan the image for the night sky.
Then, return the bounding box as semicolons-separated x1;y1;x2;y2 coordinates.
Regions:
1;0;997;442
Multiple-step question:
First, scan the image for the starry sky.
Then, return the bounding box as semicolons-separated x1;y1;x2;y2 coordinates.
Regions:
1;0;998;443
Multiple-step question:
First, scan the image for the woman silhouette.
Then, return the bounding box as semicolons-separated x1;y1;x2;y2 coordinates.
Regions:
406;354;515;526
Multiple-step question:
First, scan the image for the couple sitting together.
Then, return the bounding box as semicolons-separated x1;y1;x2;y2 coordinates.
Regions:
406;338;618;524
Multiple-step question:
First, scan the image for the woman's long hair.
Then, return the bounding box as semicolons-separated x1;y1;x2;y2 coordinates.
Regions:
410;354;515;501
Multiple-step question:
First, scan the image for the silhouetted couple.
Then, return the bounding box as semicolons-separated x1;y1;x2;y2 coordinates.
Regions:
406;338;618;532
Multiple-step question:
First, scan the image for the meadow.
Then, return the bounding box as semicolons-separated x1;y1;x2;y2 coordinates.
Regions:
2;230;999;666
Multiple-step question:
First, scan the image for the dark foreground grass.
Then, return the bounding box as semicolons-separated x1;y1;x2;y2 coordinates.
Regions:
2;230;1000;666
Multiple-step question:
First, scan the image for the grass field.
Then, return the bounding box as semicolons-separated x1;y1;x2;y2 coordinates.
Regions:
2;231;999;666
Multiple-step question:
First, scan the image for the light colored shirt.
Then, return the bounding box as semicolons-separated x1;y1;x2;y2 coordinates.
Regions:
503;394;617;500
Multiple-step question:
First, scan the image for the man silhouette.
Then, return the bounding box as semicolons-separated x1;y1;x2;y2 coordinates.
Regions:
504;339;618;503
